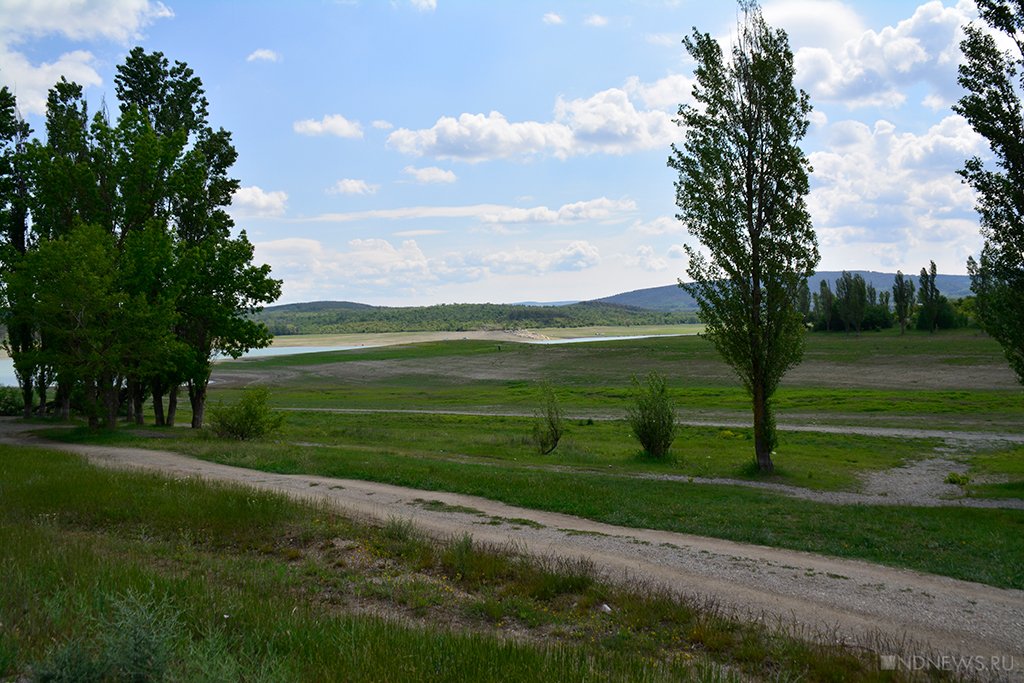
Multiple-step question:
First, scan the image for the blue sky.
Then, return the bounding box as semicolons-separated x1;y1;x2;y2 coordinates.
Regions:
0;0;992;305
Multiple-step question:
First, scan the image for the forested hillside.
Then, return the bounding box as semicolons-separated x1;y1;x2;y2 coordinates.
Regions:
257;301;696;335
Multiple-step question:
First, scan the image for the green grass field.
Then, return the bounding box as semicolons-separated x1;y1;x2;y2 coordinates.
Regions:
1;446;920;682
215;328;1024;431
38;327;1024;592
12;326;1024;680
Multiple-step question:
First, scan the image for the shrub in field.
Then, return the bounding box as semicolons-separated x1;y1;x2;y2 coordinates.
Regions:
532;384;564;455
0;387;24;416
628;372;676;458
208;387;284;440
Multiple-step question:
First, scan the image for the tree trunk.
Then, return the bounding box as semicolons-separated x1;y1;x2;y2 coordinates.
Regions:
87;380;99;429
101;373;120;430
56;379;71;421
19;374;32;420
35;369;48;416
132;381;145;425
752;383;774;473
152;378;165;426
166;384;179;427
189;379;207;429
126;379;136;423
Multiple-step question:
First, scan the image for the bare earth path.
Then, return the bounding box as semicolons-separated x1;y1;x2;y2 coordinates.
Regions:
3;421;1021;675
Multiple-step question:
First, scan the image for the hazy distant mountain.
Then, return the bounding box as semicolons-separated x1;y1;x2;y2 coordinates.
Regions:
261;271;973;323
591;271;973;312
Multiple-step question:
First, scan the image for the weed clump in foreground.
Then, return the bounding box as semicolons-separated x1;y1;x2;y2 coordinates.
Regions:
33;591;178;683
208;387;284;440
628;372;677;459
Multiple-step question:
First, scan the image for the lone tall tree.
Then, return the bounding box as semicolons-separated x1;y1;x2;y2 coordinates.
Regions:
892;270;915;335
669;0;818;472
917;261;940;333
955;0;1024;384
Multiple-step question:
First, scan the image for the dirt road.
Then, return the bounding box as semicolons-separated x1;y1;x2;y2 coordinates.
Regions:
3;421;1020;675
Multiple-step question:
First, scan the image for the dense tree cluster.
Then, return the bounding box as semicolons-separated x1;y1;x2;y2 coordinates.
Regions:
0;49;280;428
808;267;970;334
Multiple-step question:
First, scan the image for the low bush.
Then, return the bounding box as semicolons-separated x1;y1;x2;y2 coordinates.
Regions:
0;386;24;416
531;384;564;455
628;372;676;458
207;387;284;440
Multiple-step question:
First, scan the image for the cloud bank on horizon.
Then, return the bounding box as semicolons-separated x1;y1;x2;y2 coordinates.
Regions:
0;0;994;305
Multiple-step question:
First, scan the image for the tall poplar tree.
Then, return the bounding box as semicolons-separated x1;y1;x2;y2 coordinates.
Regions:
917;261;940;333
955;0;1024;384
892;270;915;335
669;0;818;472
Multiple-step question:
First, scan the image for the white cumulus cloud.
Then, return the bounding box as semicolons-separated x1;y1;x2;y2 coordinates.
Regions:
387;73;690;162
584;14;608;27
479;241;601;274
329;179;379;195
403;165;457;184
542;12;564;25
808;114;985;271
293;114;364;138
480;197;636;225
630;216;684;235
410;0;437;11
0;0;172;42
0;0;172;115
233;186;288;218
246;48;280;62
372;119;395;130
793;0;976;109
627;245;669;272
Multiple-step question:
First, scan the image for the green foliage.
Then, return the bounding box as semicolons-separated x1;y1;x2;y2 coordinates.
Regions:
916;261;941;333
532;384;564;455
0;49;281;430
892;270;916;335
668;0;818;471
628;372;677;458
208;386;284;440
955;2;1024;385
812;280;834;331
834;271;867;333
944;472;971;486
914;296;964;331
0;386;24;416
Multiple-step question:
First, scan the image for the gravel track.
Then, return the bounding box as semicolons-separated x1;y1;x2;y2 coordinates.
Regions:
3;420;1021;676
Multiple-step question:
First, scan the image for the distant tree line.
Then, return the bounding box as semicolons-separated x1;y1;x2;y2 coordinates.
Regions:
257;301;698;336
806;262;972;334
0;49;280;429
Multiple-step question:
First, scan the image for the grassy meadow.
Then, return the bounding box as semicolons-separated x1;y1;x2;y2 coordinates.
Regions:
8;326;1024;679
40;327;1024;590
216;328;1024;431
1;446;923;682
